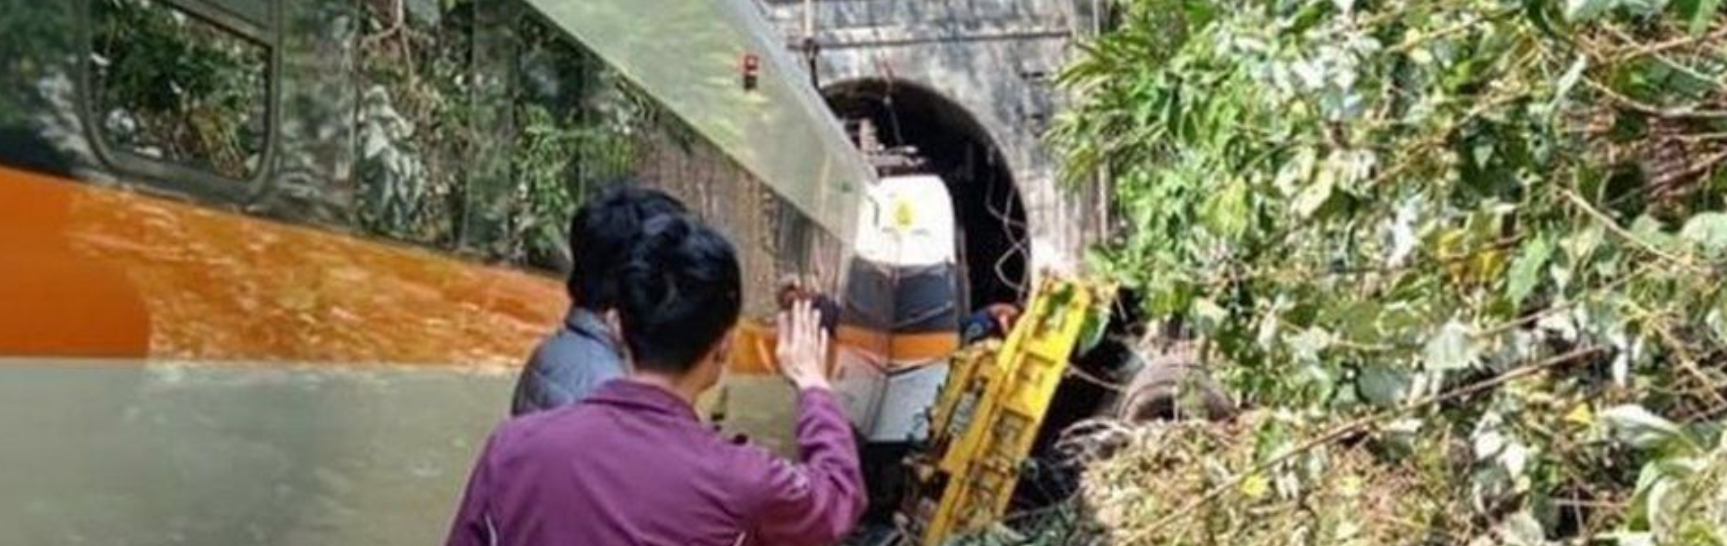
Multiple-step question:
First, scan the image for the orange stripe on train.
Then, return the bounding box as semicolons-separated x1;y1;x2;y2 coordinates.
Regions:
725;323;954;376
0;166;565;365
0;166;921;373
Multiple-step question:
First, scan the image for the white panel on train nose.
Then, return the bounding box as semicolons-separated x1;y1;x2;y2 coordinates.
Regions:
855;175;958;268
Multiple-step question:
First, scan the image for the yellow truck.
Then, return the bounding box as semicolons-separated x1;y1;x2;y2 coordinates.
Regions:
902;276;1114;544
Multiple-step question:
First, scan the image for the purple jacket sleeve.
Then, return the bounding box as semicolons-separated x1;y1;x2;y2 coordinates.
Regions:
746;387;867;546
445;433;499;546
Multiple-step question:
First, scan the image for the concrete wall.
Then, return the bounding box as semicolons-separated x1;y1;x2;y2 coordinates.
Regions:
755;0;1109;273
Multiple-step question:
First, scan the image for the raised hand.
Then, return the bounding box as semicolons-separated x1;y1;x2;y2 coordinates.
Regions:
775;299;831;391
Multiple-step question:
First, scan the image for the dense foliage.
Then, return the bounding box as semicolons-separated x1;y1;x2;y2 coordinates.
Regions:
1051;0;1727;543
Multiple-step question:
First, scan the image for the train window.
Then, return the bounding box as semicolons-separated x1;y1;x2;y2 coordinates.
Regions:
90;0;270;182
265;0;359;226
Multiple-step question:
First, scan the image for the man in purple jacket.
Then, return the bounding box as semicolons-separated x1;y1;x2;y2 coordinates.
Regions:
445;215;866;546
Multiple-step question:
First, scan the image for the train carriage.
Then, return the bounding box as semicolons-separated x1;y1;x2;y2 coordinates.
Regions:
0;0;910;543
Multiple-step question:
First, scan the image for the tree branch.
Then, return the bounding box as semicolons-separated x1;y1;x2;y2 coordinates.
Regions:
1561;187;1708;275
1586;78;1727;120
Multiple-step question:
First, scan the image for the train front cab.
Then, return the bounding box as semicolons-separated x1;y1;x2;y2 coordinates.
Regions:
831;174;963;523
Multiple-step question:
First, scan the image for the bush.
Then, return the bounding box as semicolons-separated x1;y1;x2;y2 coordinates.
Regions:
1051;0;1727;543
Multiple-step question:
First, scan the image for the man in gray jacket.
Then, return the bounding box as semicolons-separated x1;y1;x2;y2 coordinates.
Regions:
510;185;687;415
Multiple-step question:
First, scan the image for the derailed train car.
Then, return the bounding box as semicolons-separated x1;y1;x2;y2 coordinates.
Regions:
834;173;964;523
0;0;949;543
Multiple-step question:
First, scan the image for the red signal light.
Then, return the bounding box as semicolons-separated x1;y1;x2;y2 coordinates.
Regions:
741;53;761;91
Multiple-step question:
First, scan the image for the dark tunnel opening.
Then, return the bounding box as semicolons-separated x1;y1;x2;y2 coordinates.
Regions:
823;80;1043;528
822;82;1153;529
822;80;1030;313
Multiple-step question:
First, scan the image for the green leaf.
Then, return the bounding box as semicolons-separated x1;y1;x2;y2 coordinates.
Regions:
1326;300;1384;344
1472;143;1496;169
1276;148;1318;195
1201;180;1250;238
1240;473;1271;499
1563;224;1605;264
1496;511;1548;546
1289;327;1334;363
1631;215;1684;254
1506;235;1554;306
1601;404;1683;449
1621;0;1671;16
1680;212;1727;257
1714;292;1727;345
1566;0;1621;20
1358;365;1411;406
1525;0;1571;41
1681;0;1723;35
1423;320;1477;371
1610;531;1656;546
1292;169;1335;219
1193;298;1229;332
1550;56;1588;113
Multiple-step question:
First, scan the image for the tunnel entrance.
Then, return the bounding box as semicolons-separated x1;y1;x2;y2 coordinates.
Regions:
823;80;1030;312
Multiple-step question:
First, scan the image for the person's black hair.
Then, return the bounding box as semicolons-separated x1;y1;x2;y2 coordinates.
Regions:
567;184;686;310
615;214;742;374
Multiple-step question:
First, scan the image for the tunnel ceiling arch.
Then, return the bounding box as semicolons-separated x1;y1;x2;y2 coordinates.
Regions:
822;79;1004;160
821;78;1031;309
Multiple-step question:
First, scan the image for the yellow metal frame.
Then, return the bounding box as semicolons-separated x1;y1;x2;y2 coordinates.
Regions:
909;275;1110;544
